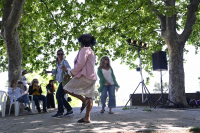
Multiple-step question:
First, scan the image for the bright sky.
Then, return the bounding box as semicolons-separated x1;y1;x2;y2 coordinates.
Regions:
0;45;200;103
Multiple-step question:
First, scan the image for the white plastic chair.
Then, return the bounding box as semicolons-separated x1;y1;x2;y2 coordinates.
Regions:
8;95;23;116
30;95;43;113
0;90;7;117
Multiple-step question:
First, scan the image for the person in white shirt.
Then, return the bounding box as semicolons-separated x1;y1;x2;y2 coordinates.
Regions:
97;56;120;114
21;69;31;91
8;79;34;115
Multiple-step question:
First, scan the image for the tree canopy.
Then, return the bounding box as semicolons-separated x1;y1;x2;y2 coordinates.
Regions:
0;0;200;76
0;0;85;73
76;0;200;76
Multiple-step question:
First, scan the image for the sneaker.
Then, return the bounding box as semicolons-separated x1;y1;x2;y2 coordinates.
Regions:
28;111;34;115
52;113;63;118
24;107;29;110
42;111;48;113
63;111;74;117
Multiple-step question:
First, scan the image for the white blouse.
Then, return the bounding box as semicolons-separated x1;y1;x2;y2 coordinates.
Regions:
102;68;114;85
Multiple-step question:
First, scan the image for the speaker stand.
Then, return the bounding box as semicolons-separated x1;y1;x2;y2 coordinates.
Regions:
153;71;181;108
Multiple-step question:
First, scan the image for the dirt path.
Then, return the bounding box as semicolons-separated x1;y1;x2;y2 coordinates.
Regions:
0;106;200;132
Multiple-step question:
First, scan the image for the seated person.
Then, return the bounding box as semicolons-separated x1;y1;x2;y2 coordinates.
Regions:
28;79;47;113
46;80;55;109
8;79;34;115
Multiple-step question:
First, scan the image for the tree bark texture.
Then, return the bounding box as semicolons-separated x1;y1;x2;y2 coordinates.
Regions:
167;39;188;106
4;29;22;83
1;0;26;84
155;0;200;106
1;0;26;114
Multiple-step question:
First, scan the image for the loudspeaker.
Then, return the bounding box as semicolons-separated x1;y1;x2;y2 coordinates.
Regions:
152;51;168;71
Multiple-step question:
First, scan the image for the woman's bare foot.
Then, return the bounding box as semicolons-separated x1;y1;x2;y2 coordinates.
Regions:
109;108;113;114
109;111;114;114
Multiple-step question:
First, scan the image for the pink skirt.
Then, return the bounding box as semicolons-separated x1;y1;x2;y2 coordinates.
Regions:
63;75;96;99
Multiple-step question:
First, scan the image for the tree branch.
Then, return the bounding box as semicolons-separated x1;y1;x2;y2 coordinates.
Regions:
122;0;131;11
148;30;161;35
112;2;144;30
2;0;13;23
165;0;176;34
124;2;144;20
158;15;166;32
1;0;13;38
180;0;200;43
146;0;166;33
7;0;26;29
40;0;60;35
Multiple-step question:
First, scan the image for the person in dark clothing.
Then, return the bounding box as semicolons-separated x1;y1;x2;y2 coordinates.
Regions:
46;80;55;108
28;79;47;113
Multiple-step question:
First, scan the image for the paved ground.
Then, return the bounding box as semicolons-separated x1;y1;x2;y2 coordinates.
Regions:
0;106;200;133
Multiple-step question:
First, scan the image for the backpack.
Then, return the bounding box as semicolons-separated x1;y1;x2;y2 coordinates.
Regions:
189;99;199;108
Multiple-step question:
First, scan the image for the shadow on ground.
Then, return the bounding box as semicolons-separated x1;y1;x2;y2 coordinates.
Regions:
0;106;200;132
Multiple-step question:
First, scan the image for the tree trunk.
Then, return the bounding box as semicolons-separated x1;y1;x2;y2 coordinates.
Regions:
1;0;26;114
3;27;23;114
157;0;198;107
5;28;22;83
2;21;23;115
167;39;188;106
1;0;25;83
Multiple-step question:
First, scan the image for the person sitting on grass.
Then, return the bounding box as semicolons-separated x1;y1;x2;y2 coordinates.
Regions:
8;79;34;115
